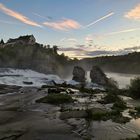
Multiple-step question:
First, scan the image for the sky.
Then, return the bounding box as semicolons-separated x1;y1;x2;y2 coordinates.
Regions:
0;0;140;58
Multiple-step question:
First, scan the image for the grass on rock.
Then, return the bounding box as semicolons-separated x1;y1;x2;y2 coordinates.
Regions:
36;93;74;105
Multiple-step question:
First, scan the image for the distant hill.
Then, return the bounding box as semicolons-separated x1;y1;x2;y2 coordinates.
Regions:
79;52;140;74
0;35;140;78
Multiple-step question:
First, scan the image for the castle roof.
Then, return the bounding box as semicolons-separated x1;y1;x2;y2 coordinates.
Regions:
7;35;35;43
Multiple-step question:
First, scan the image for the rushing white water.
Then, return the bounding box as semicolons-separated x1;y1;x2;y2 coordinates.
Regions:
0;68;64;87
0;68;140;89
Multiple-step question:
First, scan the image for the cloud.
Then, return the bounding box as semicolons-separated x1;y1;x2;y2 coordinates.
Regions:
59;44;139;58
86;50;130;57
124;46;140;51
59;38;66;42
85;34;94;45
59;47;133;58
43;19;81;31
59;38;78;43
67;38;77;42
59;47;84;52
125;4;140;20
0;3;41;27
85;12;114;28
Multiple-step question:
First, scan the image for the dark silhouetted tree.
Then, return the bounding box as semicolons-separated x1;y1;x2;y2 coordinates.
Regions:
53;45;59;54
0;39;4;45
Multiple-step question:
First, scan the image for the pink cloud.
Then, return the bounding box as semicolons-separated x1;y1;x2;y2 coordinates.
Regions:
125;4;140;20
43;19;81;31
0;3;41;27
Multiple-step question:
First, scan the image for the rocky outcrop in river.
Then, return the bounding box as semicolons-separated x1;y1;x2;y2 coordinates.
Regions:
72;66;86;83
90;66;109;86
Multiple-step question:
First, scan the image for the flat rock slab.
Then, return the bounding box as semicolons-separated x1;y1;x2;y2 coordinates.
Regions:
0;87;82;140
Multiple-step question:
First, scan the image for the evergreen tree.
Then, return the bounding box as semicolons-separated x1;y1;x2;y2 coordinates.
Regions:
0;39;4;44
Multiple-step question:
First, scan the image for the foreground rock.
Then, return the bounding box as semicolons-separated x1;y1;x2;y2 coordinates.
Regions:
0;84;139;140
90;66;109;86
72;66;86;83
0;84;21;94
0;86;82;140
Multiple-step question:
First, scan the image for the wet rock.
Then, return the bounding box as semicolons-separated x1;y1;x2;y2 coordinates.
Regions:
0;130;25;140
48;87;67;94
90;108;107;115
0;84;21;94
72;66;86;83
60;108;108;120
60;110;87;119
90;66;109;86
23;81;33;85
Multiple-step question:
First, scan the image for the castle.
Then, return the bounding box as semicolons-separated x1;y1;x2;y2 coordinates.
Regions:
0;35;36;47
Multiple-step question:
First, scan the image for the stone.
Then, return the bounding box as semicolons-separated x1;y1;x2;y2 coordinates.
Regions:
90;66;109;86
72;66;86;83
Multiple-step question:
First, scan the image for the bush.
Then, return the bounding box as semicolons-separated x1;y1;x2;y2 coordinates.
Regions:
112;99;127;111
36;93;74;105
102;89;122;104
85;109;107;121
103;93;118;104
85;109;130;123
128;77;140;98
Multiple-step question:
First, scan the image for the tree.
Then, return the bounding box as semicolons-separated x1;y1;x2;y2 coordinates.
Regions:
53;45;59;54
128;77;140;98
46;45;50;49
0;39;4;45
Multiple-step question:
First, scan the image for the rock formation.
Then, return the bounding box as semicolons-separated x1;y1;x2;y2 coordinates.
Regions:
90;66;109;86
72;66;86;83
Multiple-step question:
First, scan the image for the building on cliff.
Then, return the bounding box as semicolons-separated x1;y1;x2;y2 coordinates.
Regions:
5;35;36;46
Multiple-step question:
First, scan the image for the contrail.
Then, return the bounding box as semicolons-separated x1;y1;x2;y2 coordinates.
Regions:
85;12;114;28
33;12;52;20
106;27;140;36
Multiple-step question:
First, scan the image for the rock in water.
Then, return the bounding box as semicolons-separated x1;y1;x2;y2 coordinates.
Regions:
90;66;108;86
72;66;86;83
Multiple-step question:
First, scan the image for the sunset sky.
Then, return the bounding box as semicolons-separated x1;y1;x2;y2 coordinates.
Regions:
0;0;140;58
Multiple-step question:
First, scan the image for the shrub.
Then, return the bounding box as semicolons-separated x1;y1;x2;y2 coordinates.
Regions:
85;109;129;123
128;77;140;98
36;93;74;105
85;109;107;121
112;99;127;111
103;93;118;104
102;89;122;104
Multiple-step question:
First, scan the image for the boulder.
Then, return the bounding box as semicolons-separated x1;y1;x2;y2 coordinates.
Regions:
72;66;86;83
90;66;109;86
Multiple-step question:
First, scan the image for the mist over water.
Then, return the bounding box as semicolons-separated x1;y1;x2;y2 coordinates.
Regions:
86;71;140;89
106;72;140;89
